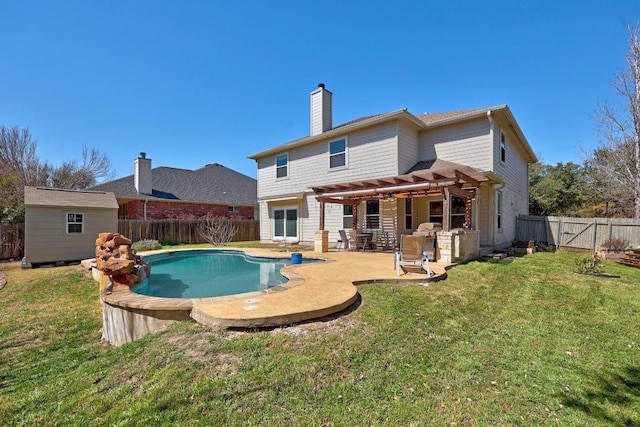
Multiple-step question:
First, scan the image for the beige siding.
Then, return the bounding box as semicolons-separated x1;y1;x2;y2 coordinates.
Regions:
25;207;117;264
493;124;530;247
398;121;420;173
418;117;492;170
476;184;493;246
256;121;400;199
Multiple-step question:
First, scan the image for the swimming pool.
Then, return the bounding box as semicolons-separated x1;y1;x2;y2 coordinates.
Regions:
131;250;317;298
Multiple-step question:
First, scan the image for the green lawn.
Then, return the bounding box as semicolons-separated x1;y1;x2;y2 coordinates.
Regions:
1;251;639;426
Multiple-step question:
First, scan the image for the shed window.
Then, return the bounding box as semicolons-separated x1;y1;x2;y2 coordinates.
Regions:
66;213;84;234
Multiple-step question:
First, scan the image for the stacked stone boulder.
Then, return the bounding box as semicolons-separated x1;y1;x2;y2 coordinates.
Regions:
95;233;150;292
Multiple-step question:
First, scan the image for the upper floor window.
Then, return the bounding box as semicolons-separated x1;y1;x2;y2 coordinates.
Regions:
329;138;347;169
66;213;84;234
500;132;506;163
276;153;288;178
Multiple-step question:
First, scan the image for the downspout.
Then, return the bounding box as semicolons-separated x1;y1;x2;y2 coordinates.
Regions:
143;199;148;221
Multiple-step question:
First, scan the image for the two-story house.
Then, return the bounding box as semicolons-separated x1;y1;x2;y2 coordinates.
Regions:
248;84;536;261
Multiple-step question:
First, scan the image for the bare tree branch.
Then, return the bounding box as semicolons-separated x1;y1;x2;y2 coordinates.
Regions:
589;23;640;218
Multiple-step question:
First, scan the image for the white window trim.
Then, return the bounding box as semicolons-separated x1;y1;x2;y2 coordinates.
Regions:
271;206;298;242
66;212;84;234
328;137;348;170
276;153;289;179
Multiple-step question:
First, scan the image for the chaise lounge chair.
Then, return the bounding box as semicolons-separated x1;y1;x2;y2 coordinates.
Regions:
395;234;433;276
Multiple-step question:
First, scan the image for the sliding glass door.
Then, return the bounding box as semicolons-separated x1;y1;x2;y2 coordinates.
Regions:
273;208;298;241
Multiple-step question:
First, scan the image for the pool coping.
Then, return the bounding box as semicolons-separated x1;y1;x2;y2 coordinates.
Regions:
98;247;450;344
100;248;313;311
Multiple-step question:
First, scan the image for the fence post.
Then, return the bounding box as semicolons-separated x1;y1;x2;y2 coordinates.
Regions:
592;217;598;251
557;217;563;248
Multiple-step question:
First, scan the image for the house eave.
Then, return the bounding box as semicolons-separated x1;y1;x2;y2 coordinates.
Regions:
248;109;426;160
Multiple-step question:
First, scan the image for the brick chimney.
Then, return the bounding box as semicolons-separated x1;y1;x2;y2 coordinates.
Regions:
134;152;152;195
310;83;332;136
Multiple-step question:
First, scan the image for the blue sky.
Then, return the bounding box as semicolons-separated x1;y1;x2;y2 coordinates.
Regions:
1;1;639;180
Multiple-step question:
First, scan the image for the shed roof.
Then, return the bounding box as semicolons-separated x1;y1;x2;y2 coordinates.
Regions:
24;187;119;209
91;163;257;206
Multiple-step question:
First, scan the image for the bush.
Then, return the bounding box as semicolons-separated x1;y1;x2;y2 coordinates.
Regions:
602;237;629;252
132;239;162;252
574;253;604;275
159;238;178;246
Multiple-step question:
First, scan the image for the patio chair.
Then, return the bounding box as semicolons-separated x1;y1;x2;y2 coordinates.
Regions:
395;234;433;276
338;229;357;251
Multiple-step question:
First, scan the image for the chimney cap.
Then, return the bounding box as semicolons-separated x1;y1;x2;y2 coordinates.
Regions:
139;152;146;159
318;83;325;89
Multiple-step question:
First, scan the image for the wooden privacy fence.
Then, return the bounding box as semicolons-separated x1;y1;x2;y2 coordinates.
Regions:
516;215;640;250
118;219;260;244
0;223;24;260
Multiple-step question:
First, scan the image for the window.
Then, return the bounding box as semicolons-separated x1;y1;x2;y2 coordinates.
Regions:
451;197;466;229
343;204;353;229
429;200;443;224
273;208;297;240
276;153;288;178
228;206;240;213
500;132;506;163
497;191;503;231
365;200;379;229
404;198;413;230
329;138;346;169
66;213;84;234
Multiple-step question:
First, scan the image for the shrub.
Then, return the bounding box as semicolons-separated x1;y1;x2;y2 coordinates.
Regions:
574;252;603;275
159;238;178;246
198;216;237;246
602;237;629;252
132;239;162;252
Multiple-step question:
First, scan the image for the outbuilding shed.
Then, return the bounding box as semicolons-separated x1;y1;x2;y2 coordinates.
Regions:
23;186;118;267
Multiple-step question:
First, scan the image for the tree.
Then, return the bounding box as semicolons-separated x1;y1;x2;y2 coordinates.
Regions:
588;23;640;218
0;124;115;223
529;161;590;216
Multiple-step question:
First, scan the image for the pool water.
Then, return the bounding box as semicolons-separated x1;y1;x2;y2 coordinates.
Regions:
131;250;315;299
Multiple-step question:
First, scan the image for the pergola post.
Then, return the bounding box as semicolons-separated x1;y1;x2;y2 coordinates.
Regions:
353;202;359;230
442;187;451;231
319;200;325;230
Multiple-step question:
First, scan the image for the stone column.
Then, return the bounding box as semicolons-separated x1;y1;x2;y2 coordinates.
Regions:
314;230;329;253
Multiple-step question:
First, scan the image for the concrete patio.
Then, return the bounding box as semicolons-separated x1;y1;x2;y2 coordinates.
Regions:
100;247;452;345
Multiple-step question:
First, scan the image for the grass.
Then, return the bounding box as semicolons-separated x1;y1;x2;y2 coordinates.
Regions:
1;250;639;426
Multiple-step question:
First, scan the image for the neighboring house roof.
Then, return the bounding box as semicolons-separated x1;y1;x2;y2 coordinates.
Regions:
24;186;118;209
91;163;257;206
248;105;537;163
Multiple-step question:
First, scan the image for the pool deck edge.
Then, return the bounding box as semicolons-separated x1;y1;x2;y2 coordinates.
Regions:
99;247;450;345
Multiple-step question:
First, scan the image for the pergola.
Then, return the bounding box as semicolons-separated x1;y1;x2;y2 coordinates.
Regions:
312;164;489;231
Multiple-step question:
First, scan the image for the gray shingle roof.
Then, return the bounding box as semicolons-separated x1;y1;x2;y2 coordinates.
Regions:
24;186;118;209
91;163;257;206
